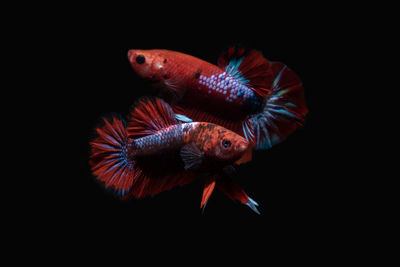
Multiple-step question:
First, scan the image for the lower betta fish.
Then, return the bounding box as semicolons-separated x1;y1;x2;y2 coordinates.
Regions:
89;97;260;213
127;46;308;162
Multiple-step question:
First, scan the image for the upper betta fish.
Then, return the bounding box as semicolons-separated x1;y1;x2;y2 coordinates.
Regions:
128;46;308;162
89;97;260;213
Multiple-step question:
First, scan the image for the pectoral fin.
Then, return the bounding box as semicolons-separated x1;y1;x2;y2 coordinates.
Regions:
180;143;204;170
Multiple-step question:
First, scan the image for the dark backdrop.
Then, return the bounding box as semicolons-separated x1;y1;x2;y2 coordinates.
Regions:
45;6;345;255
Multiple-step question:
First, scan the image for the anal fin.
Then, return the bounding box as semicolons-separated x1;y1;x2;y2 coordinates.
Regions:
201;174;218;211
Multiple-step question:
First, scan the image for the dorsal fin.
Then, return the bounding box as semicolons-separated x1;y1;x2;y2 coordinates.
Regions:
217;45;275;97
127;97;178;138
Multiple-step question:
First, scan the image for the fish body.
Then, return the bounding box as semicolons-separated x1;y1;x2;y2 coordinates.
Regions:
130;121;247;170
89;98;259;212
128;49;260;118
128;47;308;152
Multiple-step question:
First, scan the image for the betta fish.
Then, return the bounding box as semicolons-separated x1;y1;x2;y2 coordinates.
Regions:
89;97;260;213
127;46;308;162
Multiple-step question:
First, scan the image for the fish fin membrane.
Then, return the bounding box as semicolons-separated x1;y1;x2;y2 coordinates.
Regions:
174;113;193;123
217;45;274;98
127;97;178;138
217;172;260;214
126;170;196;199
249;61;308;150
180;143;204;170
89;115;135;197
216;171;249;204
201;174;217;209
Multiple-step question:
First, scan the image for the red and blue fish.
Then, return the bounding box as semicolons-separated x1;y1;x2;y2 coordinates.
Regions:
127;46;308;162
90;45;307;213
90;98;260;213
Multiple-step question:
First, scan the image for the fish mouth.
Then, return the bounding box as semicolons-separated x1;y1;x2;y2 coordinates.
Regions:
237;140;249;153
127;50;137;63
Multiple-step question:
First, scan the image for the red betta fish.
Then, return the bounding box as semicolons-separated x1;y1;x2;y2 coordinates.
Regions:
89;97;260;213
127;46;308;161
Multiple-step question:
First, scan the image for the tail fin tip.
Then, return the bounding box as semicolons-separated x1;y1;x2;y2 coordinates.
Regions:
89;115;135;196
248;62;308;150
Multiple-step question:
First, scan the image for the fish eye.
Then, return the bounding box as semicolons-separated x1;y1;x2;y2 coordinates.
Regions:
222;139;231;148
136;55;145;64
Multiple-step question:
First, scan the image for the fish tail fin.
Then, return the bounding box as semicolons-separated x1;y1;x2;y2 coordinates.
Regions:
243;61;308;150
89;115;136;198
217;45;307;149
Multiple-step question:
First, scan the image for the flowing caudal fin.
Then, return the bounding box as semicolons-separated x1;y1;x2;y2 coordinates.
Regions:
127;97;178;139
125;97;196;198
218;45;307;150
89;115;135;197
247;61;308;150
217;170;260;214
217;45;274;98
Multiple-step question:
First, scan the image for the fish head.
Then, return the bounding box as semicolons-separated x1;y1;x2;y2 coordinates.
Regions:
127;49;167;82
128;49;186;99
202;124;249;164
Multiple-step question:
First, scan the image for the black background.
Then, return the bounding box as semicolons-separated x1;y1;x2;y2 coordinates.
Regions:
30;4;356;259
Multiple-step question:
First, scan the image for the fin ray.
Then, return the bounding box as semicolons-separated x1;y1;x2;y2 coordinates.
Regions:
248;61;308;150
180;143;204;170
89;116;135;196
217;45;274;97
201;174;217;209
127;97;178;138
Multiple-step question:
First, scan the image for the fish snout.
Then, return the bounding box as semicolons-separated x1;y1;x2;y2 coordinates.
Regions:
127;49;137;63
237;139;249;153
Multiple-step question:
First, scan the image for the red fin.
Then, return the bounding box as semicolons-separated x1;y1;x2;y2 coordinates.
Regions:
200;174;217;208
217;45;274;97
216;172;248;204
217;172;260;214
127;97;178;138
89;115;135;197
126;170;196;199
248;61;308;150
